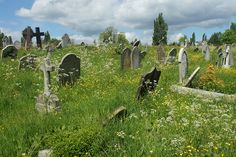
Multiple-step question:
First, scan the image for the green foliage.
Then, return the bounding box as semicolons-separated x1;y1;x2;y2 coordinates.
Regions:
208;32;222;46
117;33;129;45
190;32;196;46
0;32;4;48
221;29;236;44
8;36;13;44
202;33;207;42
43;31;51;44
99;26;117;44
178;35;188;45
152;13;168;45
230;22;236;32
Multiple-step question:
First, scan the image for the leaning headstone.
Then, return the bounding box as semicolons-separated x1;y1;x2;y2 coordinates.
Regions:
22;26;34;50
222;45;234;68
1;45;17;59
133;40;140;47
103;106;127;127
33;27;44;48
121;48;131;70
131;46;141;69
184;67;200;87
165;48;177;64
56;41;62;49
14;40;21;49
19;54;37;70
136;67;161;100
157;44;166;64
36;52;60;113
58;53;80;85
38;149;52;157
178;48;188;83
61;34;71;48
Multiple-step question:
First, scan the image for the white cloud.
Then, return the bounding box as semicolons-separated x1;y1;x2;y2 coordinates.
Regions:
70;34;96;44
168;33;184;43
16;0;236;43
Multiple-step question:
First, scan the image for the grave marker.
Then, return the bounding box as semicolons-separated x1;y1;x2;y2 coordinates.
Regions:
184;67;200;87
33;27;44;48
223;45;234;68
178;48;188;83
136;67;161;100
131;46;141;69
19;54;37;70
61;34;71;48
157;44;166;64
58;53;80;85
1;45;17;59
165;48;177;64
121;48;131;70
22;26;34;50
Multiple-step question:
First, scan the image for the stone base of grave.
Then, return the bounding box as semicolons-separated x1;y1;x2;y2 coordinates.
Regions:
170;85;236;102
36;94;61;113
38;149;52;157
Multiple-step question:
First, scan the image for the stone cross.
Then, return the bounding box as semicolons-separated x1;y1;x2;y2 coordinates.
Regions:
22;26;34;50
178;48;188;83
33;27;44;48
40;51;54;96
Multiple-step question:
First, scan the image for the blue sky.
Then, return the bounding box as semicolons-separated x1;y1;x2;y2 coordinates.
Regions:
0;0;235;44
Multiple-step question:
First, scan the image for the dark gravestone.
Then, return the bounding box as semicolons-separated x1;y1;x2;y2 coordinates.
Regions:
216;48;223;67
33;27;44;48
157;44;166;64
19;54;37;70
131;46;141;69
22;26;34;50
136;67;161;100
1;45;17;59
58;53;80;85
165;48;177;64
121;48;131;70
133;40;140;47
193;47;199;52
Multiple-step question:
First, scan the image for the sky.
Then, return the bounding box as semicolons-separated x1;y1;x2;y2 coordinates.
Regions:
0;0;236;45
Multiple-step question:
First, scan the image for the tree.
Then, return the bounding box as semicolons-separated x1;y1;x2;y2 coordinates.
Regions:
117;33;129;45
190;32;196;46
0;32;4;48
8;36;13;44
208;32;222;46
152;13;168;45
99;26;117;44
179;35;188;46
21;37;25;47
221;29;236;44
230;22;236;32
202;33;207;42
43;31;51;44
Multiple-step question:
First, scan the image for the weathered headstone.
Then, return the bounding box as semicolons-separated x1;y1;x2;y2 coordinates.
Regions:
222;45;234;68
216;47;223;67
165;48;177;64
136;67;161;100
33;27;44;48
1;45;17;59
58;53;80;85
203;44;210;61
36;52;60;113
157;44;166;64
178;48;188;83
14;40;21;49
184;67;200;87
61;34;71;48
103;106;127;126
22;26;34;50
19;54;37;70
121;48;131;70
133;40;140;47
131;46;141;69
38;149;52;157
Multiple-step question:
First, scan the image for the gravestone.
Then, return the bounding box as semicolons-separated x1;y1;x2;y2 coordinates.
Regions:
36;51;60;113
61;34;71;48
1;45;17;59
136;67;161;100
165;48;177;64
178;48;188;83
133;40;140;47
33;27;44;48
103;106;127;127
19;54;37;70
14;40;21;49
38;149;52;157
157;44;166;64
121;48;131;70
140;51;146;60
223;45;234;68
22;26;34;50
58;53;80;85
131;46;141;69
184;67;200;87
56;41;62;49
216;47;223;67
203;45;210;61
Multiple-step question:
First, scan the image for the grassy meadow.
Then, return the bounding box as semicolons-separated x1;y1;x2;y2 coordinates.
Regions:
0;44;236;156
